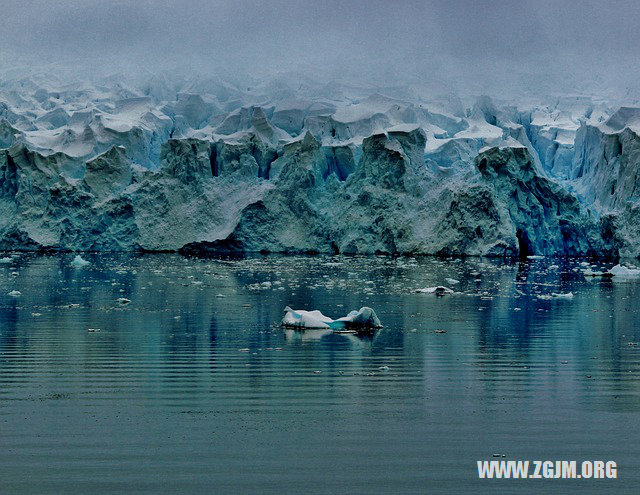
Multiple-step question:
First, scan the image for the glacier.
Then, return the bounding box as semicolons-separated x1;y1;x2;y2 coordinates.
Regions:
1;72;640;258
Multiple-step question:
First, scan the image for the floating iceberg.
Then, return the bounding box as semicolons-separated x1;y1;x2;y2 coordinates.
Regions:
415;286;455;295
537;292;574;300
607;264;640;277
70;255;90;268
281;306;382;330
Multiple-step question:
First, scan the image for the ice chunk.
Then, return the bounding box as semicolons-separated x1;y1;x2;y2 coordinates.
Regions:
582;269;607;277
445;278;460;285
608;264;640;277
7;290;21;297
537;292;574;300
552;292;574;299
0;257;12;264
281;306;382;330
70;255;90;268
415;286;454;295
282;307;333;328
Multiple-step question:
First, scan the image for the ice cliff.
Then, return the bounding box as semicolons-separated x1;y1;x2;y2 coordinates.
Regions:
1;72;640;258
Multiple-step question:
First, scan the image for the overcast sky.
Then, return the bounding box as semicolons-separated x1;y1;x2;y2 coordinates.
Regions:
1;0;638;92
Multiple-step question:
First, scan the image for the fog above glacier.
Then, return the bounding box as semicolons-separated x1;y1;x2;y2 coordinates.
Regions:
1;0;639;96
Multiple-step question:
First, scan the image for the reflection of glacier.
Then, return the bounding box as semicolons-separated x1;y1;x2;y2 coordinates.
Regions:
2;254;639;414
2;74;640;257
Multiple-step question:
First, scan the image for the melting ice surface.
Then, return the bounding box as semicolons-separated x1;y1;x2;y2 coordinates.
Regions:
1;253;640;494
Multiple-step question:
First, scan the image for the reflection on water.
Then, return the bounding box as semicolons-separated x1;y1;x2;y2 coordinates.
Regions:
1;253;640;494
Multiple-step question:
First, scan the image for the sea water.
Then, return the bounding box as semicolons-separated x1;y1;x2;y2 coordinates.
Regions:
1;253;639;494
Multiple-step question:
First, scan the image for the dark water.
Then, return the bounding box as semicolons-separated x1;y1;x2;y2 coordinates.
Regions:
1;253;640;494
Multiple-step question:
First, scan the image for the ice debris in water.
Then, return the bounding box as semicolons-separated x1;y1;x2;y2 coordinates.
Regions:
582;268;606;277
537;292;574;300
415;286;454;295
0;257;12;264
445;278;460;285
117;297;131;305
7;290;21;297
70;255;90;268
281;306;382;330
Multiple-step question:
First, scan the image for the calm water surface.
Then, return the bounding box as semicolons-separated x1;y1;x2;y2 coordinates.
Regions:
1;253;640;494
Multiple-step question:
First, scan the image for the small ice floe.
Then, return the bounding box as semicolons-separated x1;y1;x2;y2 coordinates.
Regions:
552;292;574;299
537;292;574;300
607;264;640;278
281;306;382;330
70;255;90;268
7;290;21;297
582;268;606;277
87;328;100;333
247;281;273;290
415;286;454;296
527;255;544;260
0;257;12;264
116;297;131;305
445;278;460;285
